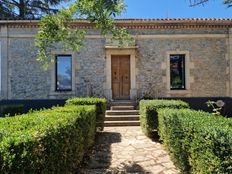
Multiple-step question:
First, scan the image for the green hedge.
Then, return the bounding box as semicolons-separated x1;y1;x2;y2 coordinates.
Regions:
158;108;232;174
0;105;96;173
0;104;23;117
66;97;106;131
139;100;189;137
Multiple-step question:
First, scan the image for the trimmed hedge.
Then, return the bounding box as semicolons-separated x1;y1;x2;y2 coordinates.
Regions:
158;108;232;174
66;97;106;131
0;105;96;173
139;100;189;137
0;104;23;117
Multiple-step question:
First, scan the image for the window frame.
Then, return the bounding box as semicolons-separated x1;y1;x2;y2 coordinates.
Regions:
55;55;72;92
170;54;186;90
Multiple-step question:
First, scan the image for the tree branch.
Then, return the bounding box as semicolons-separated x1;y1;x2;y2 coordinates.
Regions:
189;0;209;7
1;0;19;6
10;0;20;5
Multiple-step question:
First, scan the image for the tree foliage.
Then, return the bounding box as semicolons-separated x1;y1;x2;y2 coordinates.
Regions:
189;0;209;7
189;0;232;6
0;0;69;19
35;0;133;69
35;0;231;69
224;0;232;6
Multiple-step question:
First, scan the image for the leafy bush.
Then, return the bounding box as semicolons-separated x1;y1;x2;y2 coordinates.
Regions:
139;100;189;137
0;105;96;173
0;104;23;117
66;97;106;131
51;106;96;148
158;108;232;174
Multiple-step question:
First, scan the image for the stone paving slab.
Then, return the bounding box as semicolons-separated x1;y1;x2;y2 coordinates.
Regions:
79;127;179;174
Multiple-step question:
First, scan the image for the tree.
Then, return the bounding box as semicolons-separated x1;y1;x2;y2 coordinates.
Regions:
0;2;16;19
224;0;232;6
189;0;232;6
0;0;69;19
189;0;209;6
35;0;132;69
35;0;231;69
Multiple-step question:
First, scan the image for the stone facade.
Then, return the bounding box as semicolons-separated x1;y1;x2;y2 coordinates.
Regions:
0;19;232;100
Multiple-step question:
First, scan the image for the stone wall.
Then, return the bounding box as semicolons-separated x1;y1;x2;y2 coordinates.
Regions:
9;38;50;99
7;37;106;99
136;37;228;98
128;28;228;35
75;39;106;97
3;27;108;99
0;25;230;99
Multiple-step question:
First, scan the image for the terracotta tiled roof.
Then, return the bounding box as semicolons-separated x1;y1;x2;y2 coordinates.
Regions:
0;18;232;28
116;18;232;21
1;18;232;21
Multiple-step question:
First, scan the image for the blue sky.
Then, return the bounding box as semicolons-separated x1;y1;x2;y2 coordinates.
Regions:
119;0;232;18
61;0;232;18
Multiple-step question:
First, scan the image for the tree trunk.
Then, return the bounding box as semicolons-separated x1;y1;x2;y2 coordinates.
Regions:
19;0;25;18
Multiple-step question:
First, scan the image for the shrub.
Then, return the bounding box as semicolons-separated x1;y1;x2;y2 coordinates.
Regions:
0;105;96;173
0;104;23;117
139;100;189;137
51;106;96;148
66;97;106;131
158;108;232;174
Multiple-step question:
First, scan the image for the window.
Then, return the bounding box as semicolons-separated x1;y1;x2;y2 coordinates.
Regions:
170;54;185;90
55;55;72;91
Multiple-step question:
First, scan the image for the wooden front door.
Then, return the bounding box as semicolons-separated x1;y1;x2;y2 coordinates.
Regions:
111;55;130;100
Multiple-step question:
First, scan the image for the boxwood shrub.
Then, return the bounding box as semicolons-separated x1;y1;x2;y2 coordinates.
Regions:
51;106;96;149
158;108;232;174
139;100;189;137
0;105;96;173
66;97;106;131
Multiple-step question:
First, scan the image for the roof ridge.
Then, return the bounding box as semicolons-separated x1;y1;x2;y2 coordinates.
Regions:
1;18;232;29
0;18;232;21
114;18;232;21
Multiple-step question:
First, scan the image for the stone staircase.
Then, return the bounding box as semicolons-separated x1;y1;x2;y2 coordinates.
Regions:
104;101;140;127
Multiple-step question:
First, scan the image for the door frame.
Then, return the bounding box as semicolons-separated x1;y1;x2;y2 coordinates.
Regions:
105;46;138;100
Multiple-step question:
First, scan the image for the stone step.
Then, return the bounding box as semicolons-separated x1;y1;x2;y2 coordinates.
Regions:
110;101;136;106
106;110;139;115
110;105;135;110
105;115;140;121
104;120;140;127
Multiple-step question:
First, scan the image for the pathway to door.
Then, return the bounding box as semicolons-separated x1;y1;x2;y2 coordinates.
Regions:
79;127;179;174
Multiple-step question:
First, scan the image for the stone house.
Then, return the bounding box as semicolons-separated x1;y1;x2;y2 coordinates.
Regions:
0;18;232;101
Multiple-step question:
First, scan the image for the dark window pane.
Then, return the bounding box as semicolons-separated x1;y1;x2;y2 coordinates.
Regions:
56;55;72;91
170;54;185;89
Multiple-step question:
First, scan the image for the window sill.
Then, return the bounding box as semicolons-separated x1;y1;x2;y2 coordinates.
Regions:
49;91;75;95
55;90;72;92
167;89;192;96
